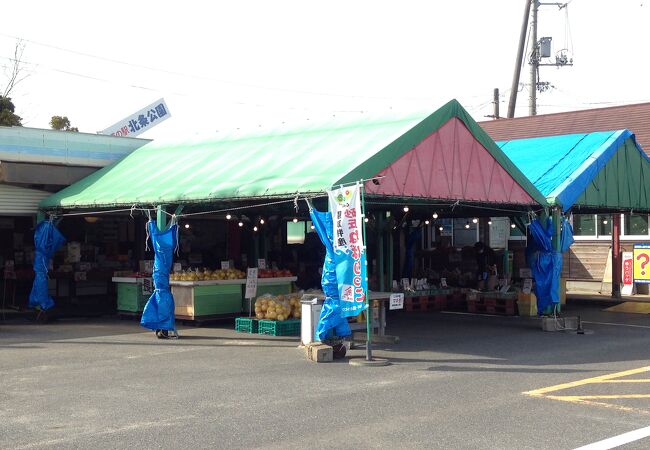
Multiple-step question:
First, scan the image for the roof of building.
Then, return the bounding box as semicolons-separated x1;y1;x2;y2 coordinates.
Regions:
0;126;151;167
479;102;650;157
39;99;547;210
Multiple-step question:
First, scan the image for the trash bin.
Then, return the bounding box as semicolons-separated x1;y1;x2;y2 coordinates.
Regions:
300;294;324;346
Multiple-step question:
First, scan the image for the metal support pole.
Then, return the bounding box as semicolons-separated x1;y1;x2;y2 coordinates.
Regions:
157;205;167;232
377;213;385;292
388;226;394;291
612;214;622;298
552;207;562;313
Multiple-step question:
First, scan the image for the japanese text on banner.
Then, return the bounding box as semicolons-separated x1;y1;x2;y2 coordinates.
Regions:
327;184;367;317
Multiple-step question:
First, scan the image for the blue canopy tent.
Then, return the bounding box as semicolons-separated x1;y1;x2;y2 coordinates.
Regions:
29;221;66;311
498;129;650;311
140;220;179;337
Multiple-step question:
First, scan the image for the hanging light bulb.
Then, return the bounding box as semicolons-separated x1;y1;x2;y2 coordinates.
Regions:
432;212;438;219
511;223;516;229
424;219;430;225
253;226;258;232
364;217;369;223
438;226;444;231
403;206;409;212
472;218;478;224
310;224;315;230
184;223;190;229
292;218;298;223
602;218;608;225
226;213;232;220
464;221;470;229
238;221;244;227
488;220;492;225
260;218;265;225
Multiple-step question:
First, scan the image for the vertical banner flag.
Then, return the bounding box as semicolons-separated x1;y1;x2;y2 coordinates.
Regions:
327;183;368;317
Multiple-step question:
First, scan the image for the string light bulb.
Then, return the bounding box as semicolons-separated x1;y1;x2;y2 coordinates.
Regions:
488;220;492;225
464;221;470;229
472;218;478;224
310;224;315;230
432;212;438;219
438;226;444;231
226;213;232;220
403;206;409;212
184;223;190;229
364;217;369;223
238;221;243;227
511;223;516;229
602;218;608;225
253;226;258;232
292;218;298;223
260;218;265;225
425;219;430;225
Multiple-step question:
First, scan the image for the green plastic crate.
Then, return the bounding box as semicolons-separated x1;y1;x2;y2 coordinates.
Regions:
258;319;301;336
235;317;259;333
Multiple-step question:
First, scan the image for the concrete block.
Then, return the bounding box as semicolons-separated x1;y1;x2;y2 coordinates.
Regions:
541;316;578;332
305;343;333;362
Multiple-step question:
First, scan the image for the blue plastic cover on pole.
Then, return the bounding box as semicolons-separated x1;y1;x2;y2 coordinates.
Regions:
309;209;352;341
29;221;66;311
140;220;178;331
528;217;574;314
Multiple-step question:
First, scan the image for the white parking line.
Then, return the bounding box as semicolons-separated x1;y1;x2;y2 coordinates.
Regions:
583;321;650;329
573;425;650;450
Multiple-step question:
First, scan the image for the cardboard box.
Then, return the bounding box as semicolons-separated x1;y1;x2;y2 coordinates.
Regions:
305;343;333;362
517;292;538;316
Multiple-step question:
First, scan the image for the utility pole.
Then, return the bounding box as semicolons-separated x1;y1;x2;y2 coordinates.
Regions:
529;0;539;116
493;88;500;119
507;0;532;118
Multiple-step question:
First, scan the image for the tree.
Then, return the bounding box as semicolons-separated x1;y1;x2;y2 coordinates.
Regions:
0;97;21;126
50;116;79;132
0;40;27;127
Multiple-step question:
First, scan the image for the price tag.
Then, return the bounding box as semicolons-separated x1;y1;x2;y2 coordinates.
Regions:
401;278;410;289
245;268;258;299
522;278;533;294
389;293;404;310
519;268;532;278
221;260;230;270
440;277;448;288
258;259;266;269
173;263;182;272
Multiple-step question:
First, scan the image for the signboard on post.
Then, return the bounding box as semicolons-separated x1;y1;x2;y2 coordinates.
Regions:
245;268;258;299
327;184;367;317
633;244;650;284
101;98;171;137
389;293;404;310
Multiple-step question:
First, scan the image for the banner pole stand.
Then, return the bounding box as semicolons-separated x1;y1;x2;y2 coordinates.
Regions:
360;182;372;361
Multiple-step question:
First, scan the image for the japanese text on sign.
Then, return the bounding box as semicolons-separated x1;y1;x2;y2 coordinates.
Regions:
389;293;404;310
101;98;171;138
245;268;258;299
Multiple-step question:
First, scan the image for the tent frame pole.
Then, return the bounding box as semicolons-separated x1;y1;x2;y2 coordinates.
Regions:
157;205;167;232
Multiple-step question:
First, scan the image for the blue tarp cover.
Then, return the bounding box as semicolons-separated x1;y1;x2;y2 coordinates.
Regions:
29;221;66;310
527;217;574;314
141;221;178;331
309;209;352;341
497;130;631;211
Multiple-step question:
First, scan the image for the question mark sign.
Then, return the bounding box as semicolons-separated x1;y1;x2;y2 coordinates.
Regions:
637;253;650;276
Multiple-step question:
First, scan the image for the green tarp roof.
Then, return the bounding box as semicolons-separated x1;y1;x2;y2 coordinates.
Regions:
40;99;547;210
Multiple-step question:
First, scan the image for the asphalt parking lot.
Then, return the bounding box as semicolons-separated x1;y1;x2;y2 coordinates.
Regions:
3;299;650;449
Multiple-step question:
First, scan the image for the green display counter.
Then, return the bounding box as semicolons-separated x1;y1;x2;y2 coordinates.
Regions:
113;277;149;314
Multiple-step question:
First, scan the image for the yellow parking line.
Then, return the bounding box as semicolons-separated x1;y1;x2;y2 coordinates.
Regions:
524;366;650;397
548;395;650;400
599;380;650;383
544;396;650;415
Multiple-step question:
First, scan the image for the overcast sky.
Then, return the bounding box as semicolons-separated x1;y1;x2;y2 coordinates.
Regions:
2;0;649;141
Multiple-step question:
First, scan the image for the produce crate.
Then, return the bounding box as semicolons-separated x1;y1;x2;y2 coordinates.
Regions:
258;319;301;336
235;317;259;333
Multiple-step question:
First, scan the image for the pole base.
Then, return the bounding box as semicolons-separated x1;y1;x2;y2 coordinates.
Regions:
349;357;390;367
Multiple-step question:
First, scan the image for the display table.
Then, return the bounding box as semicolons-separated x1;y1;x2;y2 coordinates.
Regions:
112;277;148;314
170;277;296;322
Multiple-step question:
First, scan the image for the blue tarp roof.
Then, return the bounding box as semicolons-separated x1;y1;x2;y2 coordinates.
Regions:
497;129;650;211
